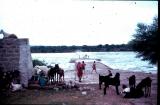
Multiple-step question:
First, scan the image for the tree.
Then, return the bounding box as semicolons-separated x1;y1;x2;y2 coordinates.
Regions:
128;16;158;65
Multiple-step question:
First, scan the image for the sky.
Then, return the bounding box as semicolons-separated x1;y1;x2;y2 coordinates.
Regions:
0;0;158;46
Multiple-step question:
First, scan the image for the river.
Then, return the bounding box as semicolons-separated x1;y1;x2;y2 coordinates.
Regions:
31;51;157;74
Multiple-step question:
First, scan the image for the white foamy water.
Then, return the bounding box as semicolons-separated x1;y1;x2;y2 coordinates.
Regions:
31;52;157;74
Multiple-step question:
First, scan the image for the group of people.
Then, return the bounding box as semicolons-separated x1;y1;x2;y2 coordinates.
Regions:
76;61;97;82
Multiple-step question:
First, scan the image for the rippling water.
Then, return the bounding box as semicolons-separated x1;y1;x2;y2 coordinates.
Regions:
31;52;157;74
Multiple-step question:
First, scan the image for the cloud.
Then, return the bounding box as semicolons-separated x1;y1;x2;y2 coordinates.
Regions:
0;0;158;45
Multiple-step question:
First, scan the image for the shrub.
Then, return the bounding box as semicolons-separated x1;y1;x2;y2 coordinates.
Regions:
32;59;47;67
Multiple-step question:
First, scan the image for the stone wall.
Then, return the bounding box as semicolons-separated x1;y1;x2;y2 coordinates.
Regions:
0;38;33;87
0;38;20;71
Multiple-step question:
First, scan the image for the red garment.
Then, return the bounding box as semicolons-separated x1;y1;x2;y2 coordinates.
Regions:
77;63;83;78
92;63;96;70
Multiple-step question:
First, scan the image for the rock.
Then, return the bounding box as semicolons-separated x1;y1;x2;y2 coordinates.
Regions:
82;91;87;95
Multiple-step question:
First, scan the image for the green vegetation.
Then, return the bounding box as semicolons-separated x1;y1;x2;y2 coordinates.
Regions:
31;44;132;53
32;59;47;67
129;16;158;65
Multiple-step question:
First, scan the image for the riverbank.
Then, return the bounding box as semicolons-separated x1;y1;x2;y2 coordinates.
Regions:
1;61;157;105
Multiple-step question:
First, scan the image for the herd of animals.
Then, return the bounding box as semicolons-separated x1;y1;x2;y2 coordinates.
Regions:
30;64;65;86
0;64;152;99
99;71;152;98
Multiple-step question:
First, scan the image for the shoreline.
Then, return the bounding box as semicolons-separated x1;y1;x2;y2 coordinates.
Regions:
65;61;157;105
1;61;157;105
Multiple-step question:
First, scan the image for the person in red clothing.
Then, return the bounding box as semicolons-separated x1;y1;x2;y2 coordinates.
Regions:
76;62;83;82
92;61;97;73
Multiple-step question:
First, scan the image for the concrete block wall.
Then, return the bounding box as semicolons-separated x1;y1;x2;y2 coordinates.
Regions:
0;38;33;87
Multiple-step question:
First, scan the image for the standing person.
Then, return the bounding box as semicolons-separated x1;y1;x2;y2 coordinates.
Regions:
82;61;86;80
108;70;112;77
92;61;97;73
76;62;83;82
82;61;86;74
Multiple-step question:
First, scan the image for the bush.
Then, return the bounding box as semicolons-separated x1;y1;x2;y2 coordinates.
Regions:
32;59;47;67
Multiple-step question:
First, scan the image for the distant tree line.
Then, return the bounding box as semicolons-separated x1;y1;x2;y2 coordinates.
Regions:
30;44;132;53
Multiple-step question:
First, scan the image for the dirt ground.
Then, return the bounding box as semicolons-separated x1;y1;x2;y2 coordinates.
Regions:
1;84;133;105
0;62;157;105
1;82;156;105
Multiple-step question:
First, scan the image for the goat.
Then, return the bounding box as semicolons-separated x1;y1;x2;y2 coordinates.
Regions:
99;72;120;95
11;82;22;92
99;70;112;89
0;29;17;39
136;77;152;97
123;77;152;98
48;67;57;84
48;64;64;84
128;75;136;89
57;68;64;82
